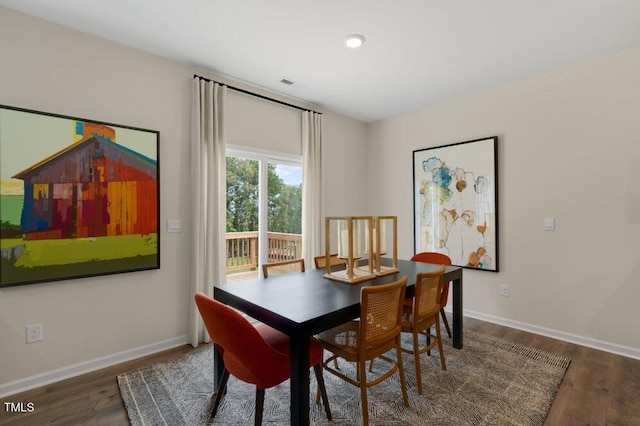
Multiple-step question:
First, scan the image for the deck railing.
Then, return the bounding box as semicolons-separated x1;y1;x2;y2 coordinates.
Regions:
226;232;258;272
226;231;302;274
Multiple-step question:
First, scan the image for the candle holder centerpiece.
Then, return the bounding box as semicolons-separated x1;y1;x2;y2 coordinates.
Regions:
371;215;399;276
324;216;376;283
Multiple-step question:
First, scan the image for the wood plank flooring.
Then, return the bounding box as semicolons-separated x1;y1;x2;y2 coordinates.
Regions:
1;316;639;425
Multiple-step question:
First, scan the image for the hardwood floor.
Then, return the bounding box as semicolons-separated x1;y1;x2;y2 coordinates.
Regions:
466;318;640;426
1;316;639;425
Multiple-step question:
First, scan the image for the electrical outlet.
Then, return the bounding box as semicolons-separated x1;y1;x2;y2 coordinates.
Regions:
500;284;509;297
26;324;42;344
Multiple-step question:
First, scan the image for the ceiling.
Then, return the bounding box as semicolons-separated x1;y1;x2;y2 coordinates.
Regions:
2;1;640;123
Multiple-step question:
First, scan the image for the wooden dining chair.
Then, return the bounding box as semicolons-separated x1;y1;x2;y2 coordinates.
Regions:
262;258;305;278
194;293;331;425
401;266;447;394
409;252;452;337
313;253;346;270
318;276;409;426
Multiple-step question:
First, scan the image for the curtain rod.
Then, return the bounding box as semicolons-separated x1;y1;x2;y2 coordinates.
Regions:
193;74;322;115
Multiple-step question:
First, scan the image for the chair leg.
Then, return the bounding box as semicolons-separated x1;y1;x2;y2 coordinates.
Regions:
441;308;452;338
313;363;332;420
358;360;369;426
211;368;230;418
435;320;447;371
396;336;409;407
255;388;265;426
413;329;423;395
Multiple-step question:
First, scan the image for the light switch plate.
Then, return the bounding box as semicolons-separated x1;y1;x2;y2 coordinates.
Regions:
167;219;182;233
544;217;555;231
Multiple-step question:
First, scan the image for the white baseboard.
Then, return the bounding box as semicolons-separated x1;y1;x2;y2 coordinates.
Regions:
0;335;188;399
460;308;640;361
3;310;639;399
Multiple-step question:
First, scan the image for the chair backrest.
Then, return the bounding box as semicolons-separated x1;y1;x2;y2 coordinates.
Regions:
410;252;452;305
413;266;447;323
194;293;288;384
359;275;407;357
410;251;452;266
262;258;305;278
314;253;346;269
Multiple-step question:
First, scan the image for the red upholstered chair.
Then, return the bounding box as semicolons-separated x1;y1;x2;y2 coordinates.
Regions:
194;293;331;425
409;252;452;338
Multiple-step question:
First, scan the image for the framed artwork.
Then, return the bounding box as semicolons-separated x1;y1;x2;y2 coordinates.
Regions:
0;105;160;287
413;136;498;272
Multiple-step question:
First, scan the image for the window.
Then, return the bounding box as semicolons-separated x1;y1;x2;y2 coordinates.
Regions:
226;147;302;279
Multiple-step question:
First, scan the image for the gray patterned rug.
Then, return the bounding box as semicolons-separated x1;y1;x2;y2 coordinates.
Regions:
118;330;570;425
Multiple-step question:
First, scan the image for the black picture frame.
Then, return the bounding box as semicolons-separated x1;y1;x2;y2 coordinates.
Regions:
0;105;160;287
413;136;498;272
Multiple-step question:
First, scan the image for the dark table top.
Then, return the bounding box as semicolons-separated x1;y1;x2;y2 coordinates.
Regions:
214;258;462;337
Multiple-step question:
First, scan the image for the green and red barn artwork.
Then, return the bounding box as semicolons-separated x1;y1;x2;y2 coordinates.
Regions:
1;106;159;287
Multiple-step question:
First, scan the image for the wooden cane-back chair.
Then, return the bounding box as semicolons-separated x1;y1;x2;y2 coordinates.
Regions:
318;276;409;425
313;253;346;270
262;258;305;278
401;265;447;394
409;252;453;337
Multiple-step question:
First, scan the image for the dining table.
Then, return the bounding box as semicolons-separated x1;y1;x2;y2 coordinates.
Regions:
214;258;463;425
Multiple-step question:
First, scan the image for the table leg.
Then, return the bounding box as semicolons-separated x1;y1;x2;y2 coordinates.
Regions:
289;333;311;425
213;343;224;392
452;277;463;349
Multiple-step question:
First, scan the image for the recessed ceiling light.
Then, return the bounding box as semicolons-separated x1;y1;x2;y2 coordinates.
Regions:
345;34;365;49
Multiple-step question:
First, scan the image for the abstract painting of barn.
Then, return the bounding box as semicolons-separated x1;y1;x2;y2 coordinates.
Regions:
0;105;159;287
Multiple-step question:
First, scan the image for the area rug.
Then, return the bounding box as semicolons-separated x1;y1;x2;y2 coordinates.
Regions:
118;330;570;425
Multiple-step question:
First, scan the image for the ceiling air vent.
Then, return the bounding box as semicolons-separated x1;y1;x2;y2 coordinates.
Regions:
279;78;307;89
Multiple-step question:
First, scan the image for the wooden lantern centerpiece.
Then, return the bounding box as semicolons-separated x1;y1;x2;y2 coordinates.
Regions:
371;215;399;276
324;216;376;283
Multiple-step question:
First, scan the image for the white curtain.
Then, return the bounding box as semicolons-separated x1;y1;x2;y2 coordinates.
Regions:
188;78;228;347
301;111;324;267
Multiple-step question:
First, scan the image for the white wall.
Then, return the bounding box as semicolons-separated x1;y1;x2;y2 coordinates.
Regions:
0;6;192;390
323;111;369;216
226;89;302;155
367;47;640;356
0;6;368;392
